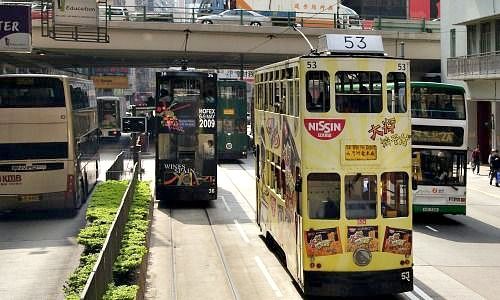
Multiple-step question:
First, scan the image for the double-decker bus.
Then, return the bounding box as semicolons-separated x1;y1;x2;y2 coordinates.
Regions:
97;96;126;139
254;34;413;297
0;74;99;212
154;70;218;201
217;79;248;160
409;82;467;214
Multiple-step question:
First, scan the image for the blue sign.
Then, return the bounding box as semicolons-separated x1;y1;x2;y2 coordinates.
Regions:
0;5;32;53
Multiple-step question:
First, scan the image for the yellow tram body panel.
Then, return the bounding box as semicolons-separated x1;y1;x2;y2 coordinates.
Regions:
254;41;413;296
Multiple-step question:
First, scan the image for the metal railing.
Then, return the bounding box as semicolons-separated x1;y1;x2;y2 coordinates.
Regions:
80;162;139;300
95;5;437;32
448;52;500;78
105;151;124;181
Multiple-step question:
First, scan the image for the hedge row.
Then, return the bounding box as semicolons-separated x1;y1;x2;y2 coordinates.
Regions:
102;181;152;300
64;181;129;300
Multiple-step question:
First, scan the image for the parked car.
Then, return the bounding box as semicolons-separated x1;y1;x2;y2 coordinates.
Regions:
31;2;52;20
129;12;174;22
98;6;129;21
196;9;271;26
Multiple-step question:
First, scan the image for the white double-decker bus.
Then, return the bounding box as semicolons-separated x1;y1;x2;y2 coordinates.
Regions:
97;96;126;139
0;74;100;212
408;82;467;214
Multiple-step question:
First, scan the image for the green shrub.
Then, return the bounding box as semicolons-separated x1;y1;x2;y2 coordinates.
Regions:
102;284;138;300
63;253;98;298
64;181;128;299
113;181;152;285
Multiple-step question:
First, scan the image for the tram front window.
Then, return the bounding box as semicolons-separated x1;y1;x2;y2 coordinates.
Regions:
413;150;466;186
345;174;377;219
308;173;340;219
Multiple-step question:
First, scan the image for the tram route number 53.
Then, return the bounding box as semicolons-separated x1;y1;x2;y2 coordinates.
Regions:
401;271;411;282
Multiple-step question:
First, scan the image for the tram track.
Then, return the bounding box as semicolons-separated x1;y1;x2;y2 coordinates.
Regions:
167;204;241;300
218;162;256;214
168;208;177;300
203;208;241;300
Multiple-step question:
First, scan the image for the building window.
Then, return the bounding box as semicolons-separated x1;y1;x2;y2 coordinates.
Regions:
450;28;456;58
495;20;500;51
467;24;477;55
480;22;491;54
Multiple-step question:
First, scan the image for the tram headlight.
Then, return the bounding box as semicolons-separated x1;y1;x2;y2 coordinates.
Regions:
353;248;372;266
225;142;233;150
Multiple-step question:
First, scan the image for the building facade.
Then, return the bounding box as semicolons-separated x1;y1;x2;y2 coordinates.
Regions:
442;0;500;163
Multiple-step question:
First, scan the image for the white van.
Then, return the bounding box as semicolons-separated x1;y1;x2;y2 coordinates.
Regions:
99;6;129;21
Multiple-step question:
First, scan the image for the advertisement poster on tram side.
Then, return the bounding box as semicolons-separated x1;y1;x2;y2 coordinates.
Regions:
382;227;412;255
282;117;300;224
305;227;343;257
347;226;379;252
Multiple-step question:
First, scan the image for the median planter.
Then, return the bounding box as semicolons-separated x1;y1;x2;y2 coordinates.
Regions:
104;181;153;299
63;181;128;299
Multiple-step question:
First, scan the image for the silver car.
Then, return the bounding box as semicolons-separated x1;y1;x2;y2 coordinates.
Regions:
196;9;271;26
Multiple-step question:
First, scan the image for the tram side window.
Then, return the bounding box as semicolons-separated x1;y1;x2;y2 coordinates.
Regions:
335;71;382;113
387;72;407;113
381;172;409;218
308;173;340;220
306;71;330;113
345;174;377;219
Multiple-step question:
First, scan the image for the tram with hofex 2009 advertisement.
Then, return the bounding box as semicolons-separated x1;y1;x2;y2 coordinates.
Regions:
154;71;218;201
217;79;248;160
254;34;413;297
409;82;467;214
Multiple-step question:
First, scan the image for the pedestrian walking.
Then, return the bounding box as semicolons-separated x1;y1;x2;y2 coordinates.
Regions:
471;145;481;174
488;149;497;178
490;151;500;186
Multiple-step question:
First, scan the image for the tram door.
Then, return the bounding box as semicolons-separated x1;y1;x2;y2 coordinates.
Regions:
295;167;304;285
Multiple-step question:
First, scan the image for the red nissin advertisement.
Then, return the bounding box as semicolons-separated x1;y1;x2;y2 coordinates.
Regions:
304;118;346;140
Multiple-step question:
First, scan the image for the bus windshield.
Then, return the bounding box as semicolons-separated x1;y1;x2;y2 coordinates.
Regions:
411;87;465;120
412;149;467;186
0;77;65;108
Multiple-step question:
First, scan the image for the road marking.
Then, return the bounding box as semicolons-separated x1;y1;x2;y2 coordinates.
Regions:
219;195;232;212
425;225;438;232
234;219;249;243
414;285;434;300
254;256;283;298
404;291;421;300
468;186;500;200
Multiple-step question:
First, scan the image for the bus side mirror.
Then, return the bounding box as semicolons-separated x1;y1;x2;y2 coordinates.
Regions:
295;176;302;192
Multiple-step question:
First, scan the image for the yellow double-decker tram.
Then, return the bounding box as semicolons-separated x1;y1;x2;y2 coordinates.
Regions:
254;34;413;297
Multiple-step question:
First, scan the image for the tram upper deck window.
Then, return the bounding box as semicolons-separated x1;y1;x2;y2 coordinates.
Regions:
381;172;409;218
387;72;407;113
335;71;382;113
306;71;330;113
308;173;340;220
345;174;377;219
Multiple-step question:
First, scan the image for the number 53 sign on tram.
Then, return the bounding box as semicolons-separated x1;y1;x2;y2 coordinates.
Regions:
318;34;385;54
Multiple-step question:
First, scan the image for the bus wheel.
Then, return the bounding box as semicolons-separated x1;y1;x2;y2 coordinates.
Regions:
250;22;262;26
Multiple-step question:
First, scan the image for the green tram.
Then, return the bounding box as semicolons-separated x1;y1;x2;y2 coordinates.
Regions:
217;79;248;160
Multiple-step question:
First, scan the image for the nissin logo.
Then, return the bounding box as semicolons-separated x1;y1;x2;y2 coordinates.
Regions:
304;119;346;140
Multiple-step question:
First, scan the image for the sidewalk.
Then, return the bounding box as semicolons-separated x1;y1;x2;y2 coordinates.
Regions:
468;163;499;186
